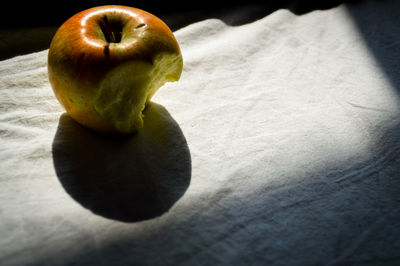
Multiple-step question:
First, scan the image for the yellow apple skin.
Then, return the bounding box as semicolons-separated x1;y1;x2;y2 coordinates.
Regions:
48;5;183;134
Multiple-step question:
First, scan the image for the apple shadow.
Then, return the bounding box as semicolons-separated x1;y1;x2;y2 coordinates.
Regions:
52;103;191;223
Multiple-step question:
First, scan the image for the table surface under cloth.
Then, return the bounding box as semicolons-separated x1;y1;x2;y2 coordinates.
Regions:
1;1;400;265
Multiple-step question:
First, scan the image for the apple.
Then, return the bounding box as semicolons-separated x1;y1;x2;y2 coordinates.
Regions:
48;5;183;134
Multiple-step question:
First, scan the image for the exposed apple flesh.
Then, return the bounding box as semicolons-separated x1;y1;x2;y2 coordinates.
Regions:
48;6;183;134
94;52;181;132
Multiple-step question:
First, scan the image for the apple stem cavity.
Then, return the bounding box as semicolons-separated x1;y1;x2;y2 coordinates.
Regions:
99;15;122;44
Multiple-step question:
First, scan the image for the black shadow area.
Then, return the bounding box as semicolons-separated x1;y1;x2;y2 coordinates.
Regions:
347;0;400;94
52;103;191;223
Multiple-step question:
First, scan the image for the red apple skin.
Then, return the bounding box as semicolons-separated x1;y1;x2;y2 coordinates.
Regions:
48;5;182;133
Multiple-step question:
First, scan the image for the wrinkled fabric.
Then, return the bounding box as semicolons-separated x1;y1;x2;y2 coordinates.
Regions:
1;1;400;265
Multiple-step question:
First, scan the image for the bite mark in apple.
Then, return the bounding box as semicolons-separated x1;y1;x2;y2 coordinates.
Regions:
136;23;146;29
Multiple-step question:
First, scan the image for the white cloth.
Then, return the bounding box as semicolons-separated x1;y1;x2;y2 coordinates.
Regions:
1;1;400;265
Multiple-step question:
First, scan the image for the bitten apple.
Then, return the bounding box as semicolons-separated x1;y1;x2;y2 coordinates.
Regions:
48;5;183;134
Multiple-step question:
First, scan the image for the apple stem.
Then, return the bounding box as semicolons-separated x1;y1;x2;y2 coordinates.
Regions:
99;15;121;43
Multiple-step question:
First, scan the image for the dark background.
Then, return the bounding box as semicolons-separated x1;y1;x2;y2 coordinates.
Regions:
0;0;361;60
1;0;362;29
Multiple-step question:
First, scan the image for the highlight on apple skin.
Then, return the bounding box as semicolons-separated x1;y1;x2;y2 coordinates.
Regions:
48;5;183;134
